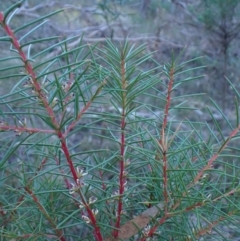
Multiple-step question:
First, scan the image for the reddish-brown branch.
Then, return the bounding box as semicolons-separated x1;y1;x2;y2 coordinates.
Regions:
185;202;202;211
1;157;49;227
63;100;92;138
58;133;103;241
162;150;168;213
193;124;240;185
159;66;175;214
0;12;57;127
0;125;55;134
213;188;238;202
138;66;176;241
24;187;65;241
112;56;127;238
85;204;103;241
171;124;240;212
162;67;175;131
139;214;169;241
58;132;78;181
0;11;104;240
194;211;237;238
140;200;203;240
63;80;106;138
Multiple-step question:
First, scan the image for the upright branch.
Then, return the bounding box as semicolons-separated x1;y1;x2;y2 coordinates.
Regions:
0;10;104;241
162;67;175;131
0;11;79;185
0;11;57;127
160;66;175;214
140;65;175;240
113;53;127;238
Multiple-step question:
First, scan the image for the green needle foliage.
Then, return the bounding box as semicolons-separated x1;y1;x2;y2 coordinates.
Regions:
1;2;240;241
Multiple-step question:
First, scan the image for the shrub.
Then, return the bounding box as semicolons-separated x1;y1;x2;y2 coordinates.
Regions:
0;2;240;241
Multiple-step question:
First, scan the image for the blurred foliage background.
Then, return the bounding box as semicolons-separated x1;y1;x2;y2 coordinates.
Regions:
1;0;240;121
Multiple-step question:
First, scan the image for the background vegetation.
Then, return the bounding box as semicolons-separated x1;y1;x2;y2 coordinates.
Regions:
2;0;240;110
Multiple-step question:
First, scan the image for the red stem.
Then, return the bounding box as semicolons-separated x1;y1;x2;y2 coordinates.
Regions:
139;214;169;241
24;187;65;241
112;57;127;238
193;124;240;184
195;212;236;238
162;151;168;213
160;66;175;214
64;100;92;138
0;12;103;241
63;81;105;138
85;205;103;241
0;12;57;126
0;125;55;134
162;67;175;131
57;95;103;241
